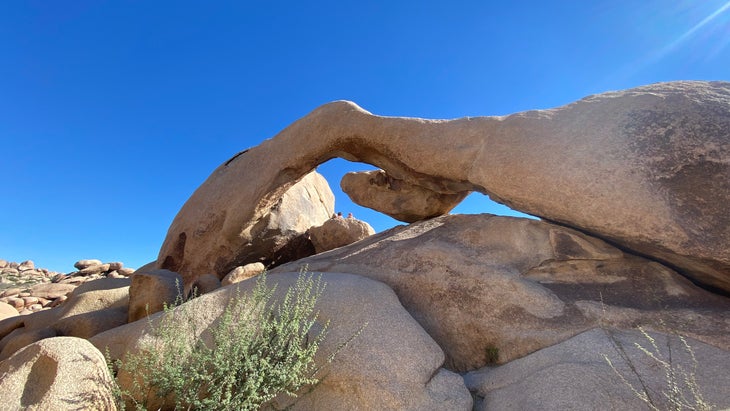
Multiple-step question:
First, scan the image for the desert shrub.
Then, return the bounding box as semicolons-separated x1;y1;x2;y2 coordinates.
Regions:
602;327;715;411
108;270;361;410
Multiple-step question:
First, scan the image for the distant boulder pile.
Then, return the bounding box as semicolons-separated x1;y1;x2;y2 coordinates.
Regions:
60;259;135;284
0;260;59;289
0;259;134;319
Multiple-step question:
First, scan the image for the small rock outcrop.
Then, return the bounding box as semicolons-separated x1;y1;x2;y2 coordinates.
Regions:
221;262;266;286
127;269;183;323
0;337;117;409
61;259;134;284
341;169;469;222
308;215;375;253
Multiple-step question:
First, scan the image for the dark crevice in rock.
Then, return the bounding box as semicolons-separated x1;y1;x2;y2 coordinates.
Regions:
223;149;249;166
539;217;730;299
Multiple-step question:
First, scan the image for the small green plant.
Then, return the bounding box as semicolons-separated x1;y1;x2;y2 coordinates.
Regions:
108;270;362;410
602;327;715;411
484;346;499;365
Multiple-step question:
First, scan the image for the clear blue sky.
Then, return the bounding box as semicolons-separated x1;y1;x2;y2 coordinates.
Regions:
2;1;729;273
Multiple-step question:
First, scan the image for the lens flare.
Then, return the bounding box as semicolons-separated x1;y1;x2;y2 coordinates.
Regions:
658;0;730;58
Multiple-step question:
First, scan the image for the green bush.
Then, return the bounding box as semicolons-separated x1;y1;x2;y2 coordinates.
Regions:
108;270;360;410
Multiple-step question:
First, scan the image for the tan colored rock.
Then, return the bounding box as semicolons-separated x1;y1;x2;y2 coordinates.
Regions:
0;302;18;321
221;262;266;286
0;337;117;410
78;263;111;275
0;259;7;268
54;277;130;320
158;81;730;292
55;306;128;339
274;214;730;371
255;170;335;263
74;259;103;270
309;216;375;253
7;297;24;309
22;269;42;277
0;287;22;298
134;261;156;273
118;267;135;276
29;282;77;299
189;273;221;296
49;295;67;307
22;296;39;306
18;260;35;271
464;328;730;410
342;169;469;222
59;276;86;285
128;269;183;323
93;272;472;410
0;315;23;338
0;278;131;359
0;327;57;360
158;170;334;287
108;261;124;271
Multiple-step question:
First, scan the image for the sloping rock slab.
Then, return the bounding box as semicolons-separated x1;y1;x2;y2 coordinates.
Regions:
464;328;730;410
273;214;730;371
91;272;472;410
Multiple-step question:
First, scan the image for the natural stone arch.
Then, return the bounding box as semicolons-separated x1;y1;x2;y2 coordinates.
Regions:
157;81;730;293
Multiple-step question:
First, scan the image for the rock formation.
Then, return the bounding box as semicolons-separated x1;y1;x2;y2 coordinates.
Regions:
0;337;117;409
221;262;266;285
0;259;134;316
0;277;131;360
91;272;473;410
273;214;730;371
0;260;60;294
2;82;729;409
127;269;182;323
156;81;730;294
341;169;468;222
308;215;375;253
464;328;730;410
159;169;334;284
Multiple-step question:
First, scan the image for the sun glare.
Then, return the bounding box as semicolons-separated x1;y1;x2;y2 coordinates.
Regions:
610;0;730;83
658;0;730;58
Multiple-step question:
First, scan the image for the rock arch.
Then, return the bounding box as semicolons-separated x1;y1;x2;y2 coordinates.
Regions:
157;81;730;293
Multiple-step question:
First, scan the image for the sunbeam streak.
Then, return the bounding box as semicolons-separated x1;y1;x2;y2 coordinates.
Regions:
607;0;730;84
659;0;730;56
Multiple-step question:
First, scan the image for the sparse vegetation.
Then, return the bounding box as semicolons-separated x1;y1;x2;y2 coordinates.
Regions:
484;346;499;365
107;270;363;410
602;327;715;411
